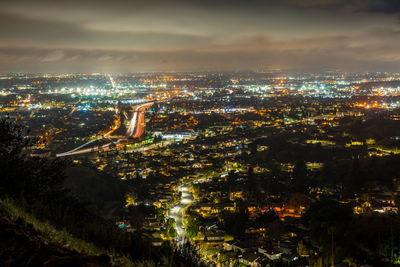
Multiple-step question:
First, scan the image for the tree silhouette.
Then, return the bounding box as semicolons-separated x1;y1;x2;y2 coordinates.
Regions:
293;159;308;193
0;117;66;200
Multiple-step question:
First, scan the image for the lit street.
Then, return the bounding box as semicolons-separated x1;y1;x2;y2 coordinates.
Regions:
168;184;194;239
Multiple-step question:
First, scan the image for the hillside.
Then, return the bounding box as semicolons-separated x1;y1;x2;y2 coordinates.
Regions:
0;118;181;266
0;215;110;267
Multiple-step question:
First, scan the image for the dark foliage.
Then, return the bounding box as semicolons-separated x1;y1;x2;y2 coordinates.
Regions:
303;199;400;265
0;117;171;264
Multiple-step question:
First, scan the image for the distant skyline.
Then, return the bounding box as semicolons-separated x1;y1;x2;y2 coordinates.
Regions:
1;0;400;73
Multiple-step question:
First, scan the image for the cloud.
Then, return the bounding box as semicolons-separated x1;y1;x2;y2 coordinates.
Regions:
287;0;400;14
0;12;213;50
40;50;65;62
66;54;81;62
0;0;399;72
286;0;347;8
98;55;114;61
0;28;399;73
360;0;400;14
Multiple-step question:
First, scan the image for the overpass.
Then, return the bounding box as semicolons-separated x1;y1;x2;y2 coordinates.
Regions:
56;102;154;157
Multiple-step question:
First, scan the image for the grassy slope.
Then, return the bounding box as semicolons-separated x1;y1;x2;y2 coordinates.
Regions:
0;198;135;266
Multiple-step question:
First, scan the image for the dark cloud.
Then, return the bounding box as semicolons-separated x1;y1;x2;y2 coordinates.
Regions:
361;0;400;14
0;12;212;49
286;0;347;8
1;28;399;73
0;0;399;72
288;0;400;14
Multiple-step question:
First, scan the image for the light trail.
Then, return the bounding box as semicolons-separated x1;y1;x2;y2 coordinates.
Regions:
108;74;116;89
126;102;153;137
132;111;145;138
58;116;120;155
127;110;139;136
56;140;121;157
56;102;153;157
69;107;77;115
67;138;99;153
104;123;119;137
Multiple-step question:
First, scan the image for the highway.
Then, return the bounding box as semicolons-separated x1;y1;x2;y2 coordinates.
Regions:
126;102;153;137
56;102;153;157
131;102;153;138
56;139;122;157
56;105;324;157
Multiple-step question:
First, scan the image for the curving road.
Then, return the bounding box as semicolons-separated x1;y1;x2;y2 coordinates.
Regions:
56;102;153;157
168;184;194;239
126;102;153;137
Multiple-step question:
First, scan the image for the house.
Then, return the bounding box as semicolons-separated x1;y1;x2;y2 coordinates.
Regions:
230;240;256;253
204;230;225;242
239;252;261;267
258;247;282;260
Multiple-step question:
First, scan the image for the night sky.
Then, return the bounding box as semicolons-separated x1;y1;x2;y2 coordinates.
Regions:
1;0;400;73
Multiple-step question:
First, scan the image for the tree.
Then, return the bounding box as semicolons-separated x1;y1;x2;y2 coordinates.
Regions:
304;200;352;240
191;183;201;198
185;218;200;238
293;159;308;192
288;193;309;213
320;161;337;185
125;193;136;207
0;117;66;199
266;219;285;242
297;240;310;257
303;200;353;265
166;218;176;229
222;209;249;236
0;117;184;265
169;227;177;238
343;257;358;267
257;210;279;223
345;158;363;191
156;208;165;223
